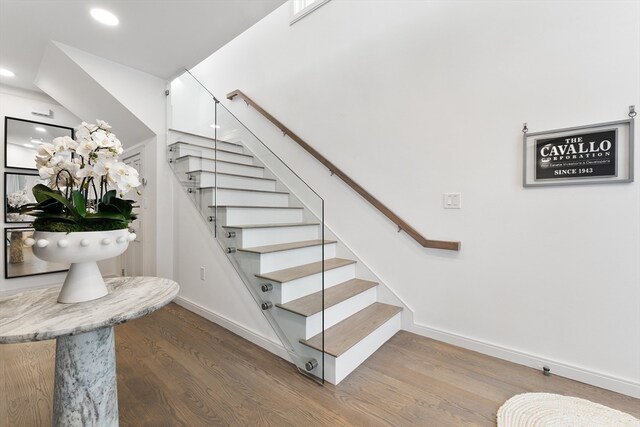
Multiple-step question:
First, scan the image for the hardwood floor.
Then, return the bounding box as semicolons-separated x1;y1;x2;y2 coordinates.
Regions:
1;303;638;426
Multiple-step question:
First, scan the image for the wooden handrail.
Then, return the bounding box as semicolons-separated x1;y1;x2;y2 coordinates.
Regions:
226;90;460;251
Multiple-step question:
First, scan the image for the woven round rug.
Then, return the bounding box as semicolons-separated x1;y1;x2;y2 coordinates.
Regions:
497;393;640;427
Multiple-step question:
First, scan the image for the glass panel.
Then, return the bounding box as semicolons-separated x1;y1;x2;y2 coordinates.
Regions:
167;71;326;383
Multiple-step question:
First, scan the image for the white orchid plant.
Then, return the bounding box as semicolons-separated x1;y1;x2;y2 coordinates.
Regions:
21;120;142;232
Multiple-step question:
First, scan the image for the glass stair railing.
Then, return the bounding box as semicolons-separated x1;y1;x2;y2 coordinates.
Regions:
166;70;327;383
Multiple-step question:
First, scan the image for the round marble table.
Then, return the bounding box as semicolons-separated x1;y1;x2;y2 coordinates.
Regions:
0;276;179;427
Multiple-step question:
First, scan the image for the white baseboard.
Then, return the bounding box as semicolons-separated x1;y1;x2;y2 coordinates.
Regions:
407;322;640;399
173;296;638;398
173;296;292;363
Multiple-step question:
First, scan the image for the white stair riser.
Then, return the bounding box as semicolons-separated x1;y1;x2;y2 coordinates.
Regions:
302;312;401;385
189;172;276;191
274;287;377;341
230;225;320;248
218;207;304;226
200;188;289;207
171;146;254;165
169;134;245;154
173;157;263;178
268;263;356;304
244;243;337;274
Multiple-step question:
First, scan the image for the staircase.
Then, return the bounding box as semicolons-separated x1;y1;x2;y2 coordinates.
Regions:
168;129;403;385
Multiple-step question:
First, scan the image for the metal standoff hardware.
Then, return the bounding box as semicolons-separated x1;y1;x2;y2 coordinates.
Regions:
226;231;236;238
260;301;273;310
260;283;273;292
305;359;318;371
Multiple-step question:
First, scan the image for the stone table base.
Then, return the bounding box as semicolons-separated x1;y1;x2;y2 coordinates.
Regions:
0;277;180;427
53;327;118;427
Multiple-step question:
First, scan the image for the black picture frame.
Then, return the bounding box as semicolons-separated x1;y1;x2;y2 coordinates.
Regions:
4;227;69;279
4;171;44;223
4;116;75;171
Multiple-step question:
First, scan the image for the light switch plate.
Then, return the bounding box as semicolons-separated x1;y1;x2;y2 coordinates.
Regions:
444;193;461;209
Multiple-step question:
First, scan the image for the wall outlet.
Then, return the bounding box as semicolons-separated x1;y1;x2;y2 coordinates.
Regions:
444;193;461;209
200;267;205;281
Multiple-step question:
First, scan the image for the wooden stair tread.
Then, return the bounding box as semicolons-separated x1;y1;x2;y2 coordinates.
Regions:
213;205;304;210
256;258;355;283
167;131;243;147
186;171;276;181
239;239;336;254
277;279;377;317
222;222;318;229
199;187;289;194
300;303;402;357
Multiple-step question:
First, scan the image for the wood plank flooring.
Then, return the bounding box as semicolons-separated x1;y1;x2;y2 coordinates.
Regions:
1;303;638;426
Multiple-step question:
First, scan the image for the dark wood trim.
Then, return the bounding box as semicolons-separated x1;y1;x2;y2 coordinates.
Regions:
226;90;460;251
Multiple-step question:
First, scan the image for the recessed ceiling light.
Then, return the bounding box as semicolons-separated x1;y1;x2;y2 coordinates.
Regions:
35;127;46;132
23;143;35;148
30;138;44;143
210;124;220;129
0;68;15;77
90;8;119;26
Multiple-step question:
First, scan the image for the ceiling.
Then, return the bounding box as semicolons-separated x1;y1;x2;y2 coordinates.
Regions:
0;0;285;92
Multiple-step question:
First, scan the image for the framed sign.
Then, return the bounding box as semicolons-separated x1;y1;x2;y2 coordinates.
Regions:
523;119;634;187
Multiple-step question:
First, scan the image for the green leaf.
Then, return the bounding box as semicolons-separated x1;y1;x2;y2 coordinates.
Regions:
36;198;64;214
85;212;127;222
72;191;87;218
32;184;59;203
102;190;117;204
32;186;79;217
30;212;77;222
97;202;122;214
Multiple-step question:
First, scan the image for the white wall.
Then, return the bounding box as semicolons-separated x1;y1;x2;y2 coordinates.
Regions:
187;1;640;396
36;42;172;280
173;186;282;351
0;85;81;293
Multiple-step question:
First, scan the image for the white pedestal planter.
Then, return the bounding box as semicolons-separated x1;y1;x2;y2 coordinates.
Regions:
27;229;135;304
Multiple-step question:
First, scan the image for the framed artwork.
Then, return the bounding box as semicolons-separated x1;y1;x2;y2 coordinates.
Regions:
4;227;69;279
5;171;46;223
523;119;634;187
4;116;74;171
